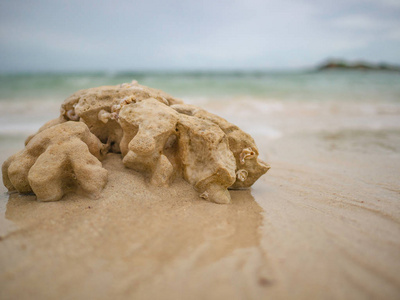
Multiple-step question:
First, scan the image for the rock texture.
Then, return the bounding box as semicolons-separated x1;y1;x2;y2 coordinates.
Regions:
3;122;108;201
2;81;270;204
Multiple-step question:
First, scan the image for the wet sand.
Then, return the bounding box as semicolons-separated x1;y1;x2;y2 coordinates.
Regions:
1;100;400;299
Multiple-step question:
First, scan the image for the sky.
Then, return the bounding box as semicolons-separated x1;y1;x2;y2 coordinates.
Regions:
0;0;400;72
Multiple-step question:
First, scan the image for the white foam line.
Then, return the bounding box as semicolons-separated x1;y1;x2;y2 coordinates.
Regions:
0;123;42;135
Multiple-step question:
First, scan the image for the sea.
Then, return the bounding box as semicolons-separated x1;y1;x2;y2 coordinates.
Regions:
0;70;399;146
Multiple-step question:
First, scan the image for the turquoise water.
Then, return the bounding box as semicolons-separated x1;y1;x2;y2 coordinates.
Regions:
1;71;399;103
0;70;399;138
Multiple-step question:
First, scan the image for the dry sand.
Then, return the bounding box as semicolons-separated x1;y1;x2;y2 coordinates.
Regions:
1;100;400;299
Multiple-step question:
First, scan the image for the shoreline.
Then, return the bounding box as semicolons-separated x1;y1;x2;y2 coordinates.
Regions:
1;95;400;299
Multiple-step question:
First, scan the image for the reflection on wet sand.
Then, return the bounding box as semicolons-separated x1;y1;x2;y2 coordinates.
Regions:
0;154;271;300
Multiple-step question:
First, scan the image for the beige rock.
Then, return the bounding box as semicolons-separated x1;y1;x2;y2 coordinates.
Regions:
177;114;236;204
2;82;269;204
24;117;65;145
60;81;183;153
2;122;108;201
119;98;179;186
171;103;270;189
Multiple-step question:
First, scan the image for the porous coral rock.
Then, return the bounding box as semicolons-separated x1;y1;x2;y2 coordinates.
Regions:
2;82;269;204
171;103;270;189
177;114;236;204
3;121;108;201
60;81;183;153
119;98;179;186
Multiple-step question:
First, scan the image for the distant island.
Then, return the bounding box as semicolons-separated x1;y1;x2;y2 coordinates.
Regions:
317;60;400;72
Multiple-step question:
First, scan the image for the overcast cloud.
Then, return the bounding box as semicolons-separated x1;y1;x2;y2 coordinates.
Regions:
0;0;399;72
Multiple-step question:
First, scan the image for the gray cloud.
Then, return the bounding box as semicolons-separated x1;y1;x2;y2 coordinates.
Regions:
0;0;399;72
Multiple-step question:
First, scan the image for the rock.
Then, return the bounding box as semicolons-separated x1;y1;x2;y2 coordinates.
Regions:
119;98;179;186
171;103;271;189
60;81;183;153
2;82;270;204
177;114;236;204
3;122;108;201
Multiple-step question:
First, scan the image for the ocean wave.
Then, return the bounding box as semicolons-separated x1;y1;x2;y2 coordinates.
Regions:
1;71;400;103
0;122;43;135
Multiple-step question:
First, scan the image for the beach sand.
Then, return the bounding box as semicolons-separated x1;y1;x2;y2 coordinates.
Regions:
0;99;400;299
